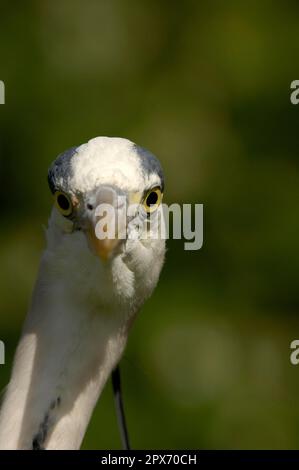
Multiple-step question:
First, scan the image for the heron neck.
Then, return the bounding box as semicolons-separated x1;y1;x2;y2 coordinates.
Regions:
0;249;129;449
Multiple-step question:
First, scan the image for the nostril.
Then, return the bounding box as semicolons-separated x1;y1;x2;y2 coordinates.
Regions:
87;203;93;210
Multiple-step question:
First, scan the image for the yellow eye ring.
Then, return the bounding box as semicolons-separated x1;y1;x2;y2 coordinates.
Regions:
143;187;162;213
54;191;73;217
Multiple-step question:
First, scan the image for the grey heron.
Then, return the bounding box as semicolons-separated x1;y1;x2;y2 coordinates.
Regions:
0;136;165;449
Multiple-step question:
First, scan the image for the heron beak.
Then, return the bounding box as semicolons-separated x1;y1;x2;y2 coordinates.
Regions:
85;186;127;262
86;227;121;262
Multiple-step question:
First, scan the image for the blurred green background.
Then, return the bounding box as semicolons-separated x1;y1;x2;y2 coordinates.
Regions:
1;0;299;449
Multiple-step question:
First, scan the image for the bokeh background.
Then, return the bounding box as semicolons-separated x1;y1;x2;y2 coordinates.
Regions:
1;0;299;449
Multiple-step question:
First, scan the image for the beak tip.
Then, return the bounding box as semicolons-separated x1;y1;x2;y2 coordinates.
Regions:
86;229;121;262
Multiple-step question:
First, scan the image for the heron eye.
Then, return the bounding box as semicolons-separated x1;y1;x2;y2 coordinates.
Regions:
54;191;73;217
143;187;162;213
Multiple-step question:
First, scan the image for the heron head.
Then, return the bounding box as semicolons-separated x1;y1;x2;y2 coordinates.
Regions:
48;137;165;262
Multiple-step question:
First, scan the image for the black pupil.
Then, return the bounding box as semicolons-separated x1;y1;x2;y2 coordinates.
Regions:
57;194;70;211
146;191;158;206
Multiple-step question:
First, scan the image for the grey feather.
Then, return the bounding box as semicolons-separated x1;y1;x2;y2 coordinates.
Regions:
134;145;165;191
48;146;78;194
